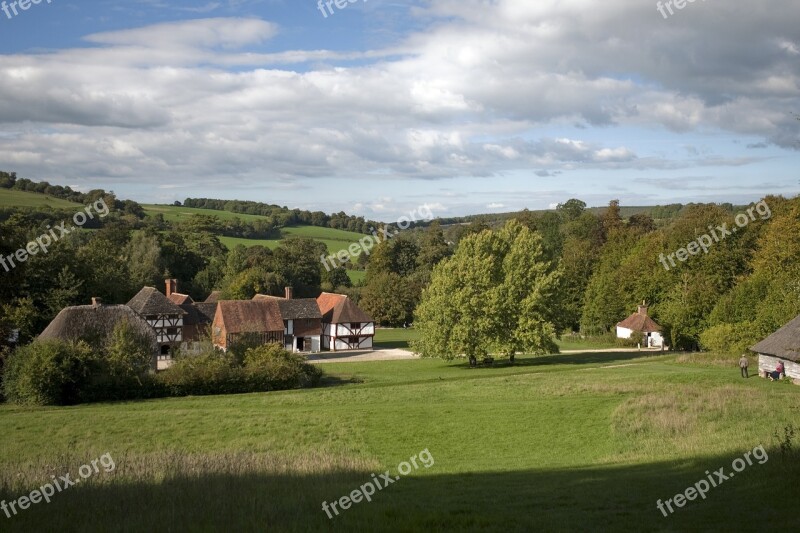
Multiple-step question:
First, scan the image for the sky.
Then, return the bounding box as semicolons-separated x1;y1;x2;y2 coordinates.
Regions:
0;0;798;221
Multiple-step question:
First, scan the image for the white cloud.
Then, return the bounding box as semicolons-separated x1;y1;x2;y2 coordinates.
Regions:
0;2;797;203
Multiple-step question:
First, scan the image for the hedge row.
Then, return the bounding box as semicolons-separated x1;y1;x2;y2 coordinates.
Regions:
2;339;322;406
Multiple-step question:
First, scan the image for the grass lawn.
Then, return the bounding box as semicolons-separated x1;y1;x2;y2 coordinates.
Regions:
374;327;420;349
0;352;798;531
556;335;622;351
0;189;83;209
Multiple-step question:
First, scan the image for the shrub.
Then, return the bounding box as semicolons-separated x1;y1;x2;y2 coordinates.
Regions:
105;320;155;380
699;322;763;354
615;335;642;348
243;343;322;390
157;353;245;397
2;340;96;405
79;321;164;402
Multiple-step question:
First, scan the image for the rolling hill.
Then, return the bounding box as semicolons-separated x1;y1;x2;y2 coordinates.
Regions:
0;188;83;209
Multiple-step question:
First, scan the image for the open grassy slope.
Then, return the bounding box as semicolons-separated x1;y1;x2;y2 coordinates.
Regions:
142;204;270;223
0;351;797;532
143;204;367;254
0;189;83;209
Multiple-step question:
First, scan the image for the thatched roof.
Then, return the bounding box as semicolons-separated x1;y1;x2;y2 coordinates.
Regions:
316;292;372;324
215;300;284;334
39;304;158;354
181;302;218;326
127;287;186;317
253;294;321;320
751;314;800;362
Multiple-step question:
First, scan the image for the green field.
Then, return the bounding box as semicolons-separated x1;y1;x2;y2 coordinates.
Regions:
218;227;367;256
0;351;797;531
374;328;420;349
142;204;270;223
0;189;83;209
144;204;368;253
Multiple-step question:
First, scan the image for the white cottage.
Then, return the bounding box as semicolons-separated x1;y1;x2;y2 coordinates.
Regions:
751;314;800;383
616;303;664;348
316;292;375;351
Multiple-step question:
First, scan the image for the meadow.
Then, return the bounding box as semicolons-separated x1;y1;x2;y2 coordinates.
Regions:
0;351;797;532
143;204;369;283
0;189;82;209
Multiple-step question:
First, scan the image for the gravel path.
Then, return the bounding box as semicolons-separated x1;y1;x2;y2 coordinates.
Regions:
308;348;419;364
308;346;664;364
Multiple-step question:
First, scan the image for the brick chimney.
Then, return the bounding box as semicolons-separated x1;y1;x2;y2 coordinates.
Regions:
165;279;178;297
285;286;293;300
91;297;103;308
638;300;648;316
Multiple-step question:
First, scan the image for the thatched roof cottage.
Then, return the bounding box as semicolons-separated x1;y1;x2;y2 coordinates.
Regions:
751;315;800;383
39;299;158;362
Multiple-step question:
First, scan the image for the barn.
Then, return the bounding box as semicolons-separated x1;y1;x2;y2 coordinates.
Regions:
212;299;285;352
750;314;800;383
253;288;322;353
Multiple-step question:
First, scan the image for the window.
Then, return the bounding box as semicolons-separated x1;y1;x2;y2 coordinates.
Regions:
352;323;361;329
167;327;178;335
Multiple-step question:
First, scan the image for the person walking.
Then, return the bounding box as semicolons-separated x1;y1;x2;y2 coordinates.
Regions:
739;354;749;378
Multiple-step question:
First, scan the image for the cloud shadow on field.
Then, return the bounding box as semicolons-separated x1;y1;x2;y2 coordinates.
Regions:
0;448;796;532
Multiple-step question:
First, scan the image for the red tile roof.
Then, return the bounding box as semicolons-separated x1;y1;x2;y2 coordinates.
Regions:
616;311;662;332
316;292;372;324
216;300;284;334
168;293;194;305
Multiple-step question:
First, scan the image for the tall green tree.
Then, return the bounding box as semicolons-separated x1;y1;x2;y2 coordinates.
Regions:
413;220;559;365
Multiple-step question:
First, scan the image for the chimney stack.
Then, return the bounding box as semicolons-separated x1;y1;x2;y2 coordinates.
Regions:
166;279;178;297
285;286;293;300
638;300;648;316
91;297;103;308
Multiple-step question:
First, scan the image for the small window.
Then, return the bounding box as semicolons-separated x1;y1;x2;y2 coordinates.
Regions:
352;323;361;329
167;327;178;335
160;345;170;356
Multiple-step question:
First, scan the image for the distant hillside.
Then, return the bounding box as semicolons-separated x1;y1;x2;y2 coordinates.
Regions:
437;203;748;228
0;188;83;209
143;204;274;223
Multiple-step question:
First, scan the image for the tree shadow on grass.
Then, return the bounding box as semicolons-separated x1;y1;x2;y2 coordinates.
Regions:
455;351;664;371
1;448;796;532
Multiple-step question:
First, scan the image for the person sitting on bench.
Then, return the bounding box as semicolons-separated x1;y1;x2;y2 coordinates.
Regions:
769;361;785;381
